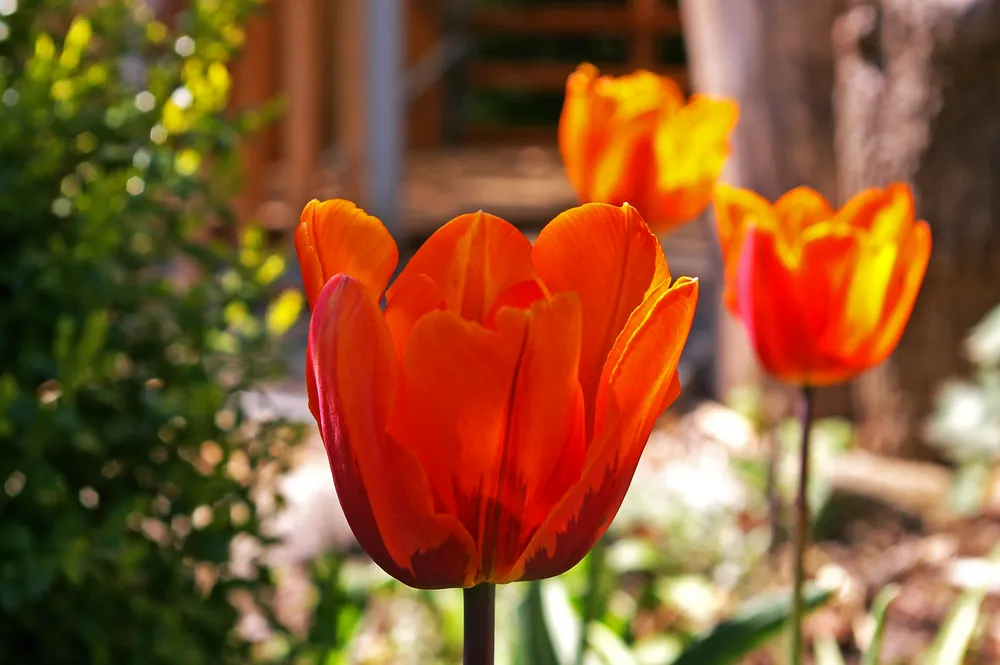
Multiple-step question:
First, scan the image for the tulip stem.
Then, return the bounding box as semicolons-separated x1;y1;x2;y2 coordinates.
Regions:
464;584;495;665
790;385;814;665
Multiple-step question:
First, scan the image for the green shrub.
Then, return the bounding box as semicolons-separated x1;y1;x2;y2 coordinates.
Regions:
0;1;302;663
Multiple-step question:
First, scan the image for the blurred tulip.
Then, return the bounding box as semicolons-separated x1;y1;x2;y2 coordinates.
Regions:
559;63;738;233
295;199;698;588
714;182;931;387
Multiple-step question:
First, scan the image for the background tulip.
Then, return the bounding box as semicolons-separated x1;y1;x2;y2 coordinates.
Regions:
559;63;738;233
295;199;698;590
714;182;932;387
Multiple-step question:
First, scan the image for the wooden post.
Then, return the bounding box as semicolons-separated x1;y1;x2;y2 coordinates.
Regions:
365;0;405;239
679;0;842;408
282;0;321;216
833;0;1000;458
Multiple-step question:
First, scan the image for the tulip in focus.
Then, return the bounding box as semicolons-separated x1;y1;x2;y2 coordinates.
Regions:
296;199;698;589
714;182;931;387
559;63;738;233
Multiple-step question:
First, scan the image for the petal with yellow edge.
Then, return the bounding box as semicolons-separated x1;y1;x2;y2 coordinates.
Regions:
532;203;662;424
515;276;698;580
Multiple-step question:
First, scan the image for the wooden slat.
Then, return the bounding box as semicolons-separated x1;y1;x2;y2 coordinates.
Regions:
630;0;659;69
471;4;683;35
469;60;689;92
283;0;322;212
335;0;365;203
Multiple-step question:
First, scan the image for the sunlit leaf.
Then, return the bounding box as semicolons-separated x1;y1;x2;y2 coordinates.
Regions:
922;545;1000;665
814;635;846;665
861;584;899;665
266;289;303;338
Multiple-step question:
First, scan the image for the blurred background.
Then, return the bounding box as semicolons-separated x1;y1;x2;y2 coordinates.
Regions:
3;0;1000;664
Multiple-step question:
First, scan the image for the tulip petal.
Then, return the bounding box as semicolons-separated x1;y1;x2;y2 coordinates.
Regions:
653;96;739;226
295;199;399;307
386;211;536;324
390;294;587;584
384;273;447;360
560;63;612;201
797;223;864;350
589;120;657;212
834;184;913;241
514;277;698;580
309;275;477;588
489;294;588;582
713;184;776;313
735;226;851;385
774;187;835;237
532;203;661;428
868;220;931;363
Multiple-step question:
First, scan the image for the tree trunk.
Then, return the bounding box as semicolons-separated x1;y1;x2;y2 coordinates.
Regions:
680;0;852;417
833;0;1000;458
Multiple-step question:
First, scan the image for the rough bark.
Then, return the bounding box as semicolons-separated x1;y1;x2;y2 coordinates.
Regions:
833;0;1000;458
680;0;851;416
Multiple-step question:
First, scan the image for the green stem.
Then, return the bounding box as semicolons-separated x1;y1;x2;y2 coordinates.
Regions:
790;385;814;665
464;584;496;665
575;537;607;665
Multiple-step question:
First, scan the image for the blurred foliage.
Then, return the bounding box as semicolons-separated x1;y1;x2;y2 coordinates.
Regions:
0;1;304;663
927;303;1000;515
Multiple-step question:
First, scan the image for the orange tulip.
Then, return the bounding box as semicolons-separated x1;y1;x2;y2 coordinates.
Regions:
559;63;738;233
714;183;931;387
295;199;698;589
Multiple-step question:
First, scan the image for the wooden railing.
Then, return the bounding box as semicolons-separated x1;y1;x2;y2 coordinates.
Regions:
464;0;688;144
217;0;689;228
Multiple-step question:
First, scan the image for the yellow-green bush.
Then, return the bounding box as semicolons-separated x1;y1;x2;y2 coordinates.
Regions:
0;2;301;663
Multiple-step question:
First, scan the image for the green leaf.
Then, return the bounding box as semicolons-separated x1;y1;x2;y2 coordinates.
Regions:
669;586;833;665
814;636;846;665
517;580;580;665
588;620;637;665
861;584;900;665
922;545;1000;665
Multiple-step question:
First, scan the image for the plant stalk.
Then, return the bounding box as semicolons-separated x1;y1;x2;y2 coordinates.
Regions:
464;584;496;665
790;385;814;665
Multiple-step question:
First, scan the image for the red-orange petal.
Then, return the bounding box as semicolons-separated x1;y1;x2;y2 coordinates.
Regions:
386;211;536;324
383;273;447;360
734;227;855;385
488;293;587;582
514;277;698;580
588;118;657;212
532;203;661;428
559;63;608;201
295;199;398;308
309;275;476;588
389;293;587;584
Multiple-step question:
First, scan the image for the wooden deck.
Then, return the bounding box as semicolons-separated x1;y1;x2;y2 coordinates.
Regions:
256;144;714;272
257;145;571;238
